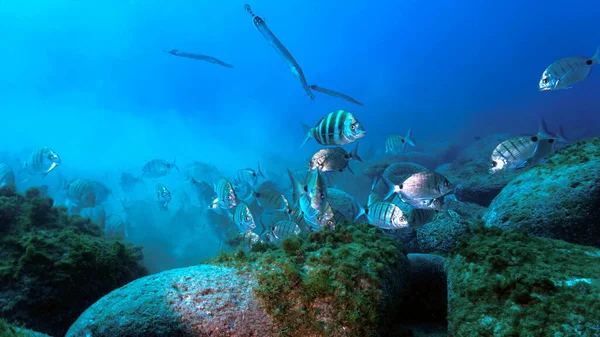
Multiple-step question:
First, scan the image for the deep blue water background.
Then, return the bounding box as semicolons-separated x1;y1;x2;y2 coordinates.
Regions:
0;0;599;173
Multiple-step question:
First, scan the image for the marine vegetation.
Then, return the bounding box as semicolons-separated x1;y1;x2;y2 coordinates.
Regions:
209;222;410;337
0;185;148;337
448;224;600;336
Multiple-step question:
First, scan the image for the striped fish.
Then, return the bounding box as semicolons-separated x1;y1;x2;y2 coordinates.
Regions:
355;201;409;230
89;180;112;204
385;128;416;154
408;208;437;228
65;178;96;213
0;163;15;187
244;5;314;100
300;109;366;147
232;202;257;234
380;171;453;202
288;169;327;211
80;205;107;231
490;136;539;174
24;146;61;177
539;46;599;91
271;220;301;241
156;183;172;210
252;181;287;212
233;162;265;187
308;142;362;175
190;177;215;206
141;158;179;178
105;215;126;240
212;178;238;209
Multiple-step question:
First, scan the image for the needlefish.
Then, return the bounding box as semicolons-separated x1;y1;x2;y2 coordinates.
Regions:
244;4;314;100
309;84;364;106
164;49;234;68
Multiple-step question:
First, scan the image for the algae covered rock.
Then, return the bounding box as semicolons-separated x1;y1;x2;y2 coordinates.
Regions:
447;225;600;336
416;210;472;254
484;137;600;247
67;223;411;337
0;185;148;337
0;319;51;337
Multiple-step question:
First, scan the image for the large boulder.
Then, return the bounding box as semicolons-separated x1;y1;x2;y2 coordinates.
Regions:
416;210;472;254
67;223;411;337
0;185;147;337
484;137;600;247
447;225;600;336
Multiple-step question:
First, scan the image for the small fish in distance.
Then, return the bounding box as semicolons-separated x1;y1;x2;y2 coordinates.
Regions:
165;49;233;68
309;84;364;106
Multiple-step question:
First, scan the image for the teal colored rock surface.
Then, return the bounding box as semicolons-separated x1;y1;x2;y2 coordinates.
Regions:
484;137;600;247
416;210;472;254
447;225;600;336
67;223;410;337
0;185;148;337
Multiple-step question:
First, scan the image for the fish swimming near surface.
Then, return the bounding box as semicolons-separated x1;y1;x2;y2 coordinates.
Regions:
212;178;238;209
385;128;416;154
0;163;15;187
233;162;265;187
308;84;364;106
164;49;234;68
119;172;143;192
539;46;599;91
232;202;257;234
156;183;172;210
244;4;314;100
23;146;61;178
308;142;362;174
301;109;367;147
141;158;179;178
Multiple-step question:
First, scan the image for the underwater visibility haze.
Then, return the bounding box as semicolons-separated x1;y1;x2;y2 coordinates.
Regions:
1;0;600;336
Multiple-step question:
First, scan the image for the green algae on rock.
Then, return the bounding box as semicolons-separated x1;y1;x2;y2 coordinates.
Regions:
0;319;51;337
447;225;600;336
212;222;410;337
0;185;148;337
484;137;600;247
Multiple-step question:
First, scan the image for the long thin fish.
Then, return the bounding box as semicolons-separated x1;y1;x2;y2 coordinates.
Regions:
309;84;364;106
244;4;314;100
165;49;233;68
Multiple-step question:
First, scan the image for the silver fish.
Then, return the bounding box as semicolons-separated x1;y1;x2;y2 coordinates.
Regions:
232;202;257;234
89;180;112;204
288;169;327;211
156;183;172;210
309;84;364;106
385;128;416;154
522;138;556;169
0;163;15;187
252;181;287;212
271;220;301;241
65;178;96;213
24;146;61;177
212;178;238;209
105;215;126;240
190;177;215;206
381;171;453;202
300;195;335;231
245;4;314;100
539;46;599;91
355;201;409;230
165;49;233;68
308;142;362;175
141;158;179;178
233;162;265;187
301;110;366;147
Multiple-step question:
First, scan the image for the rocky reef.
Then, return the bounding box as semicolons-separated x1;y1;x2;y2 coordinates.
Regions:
447;225;600;336
0;185;148;337
484;137;600;247
66;222;411;337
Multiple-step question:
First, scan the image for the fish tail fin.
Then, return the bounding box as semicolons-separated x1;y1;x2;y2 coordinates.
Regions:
380;175;400;200
556;124;570;143
287;169;304;203
351;142;363;162
353;198;366;222
257;161;265;178
592;45;600;64
405;128;416;147
537;117;556;140
172;157;180;172
300;122;313;147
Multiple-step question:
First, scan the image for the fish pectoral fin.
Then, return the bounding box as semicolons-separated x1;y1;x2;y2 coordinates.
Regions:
514;160;528;169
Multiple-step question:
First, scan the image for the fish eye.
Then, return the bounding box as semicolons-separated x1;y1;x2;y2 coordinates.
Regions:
320;192;325;199
491;161;497;167
444;181;449;187
327;220;333;225
227;195;233;200
244;216;250;221
350;124;356;131
543;78;549;84
586;60;593;66
549;139;555;143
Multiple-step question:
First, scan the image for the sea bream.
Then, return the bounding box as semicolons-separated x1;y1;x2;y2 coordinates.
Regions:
244;4;314;100
164;49;234;68
385;128;416;154
288;168;328;211
301;109;366;147
233;162;265;187
354;200;409;230
212;178;238;209
380;171;454;202
64;178;96;214
156;183;172;210
141;158;179;178
308;142;362;174
308;84;364;106
539;46;599;91
23;146;61;178
0;163;15;187
232;202;257;234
